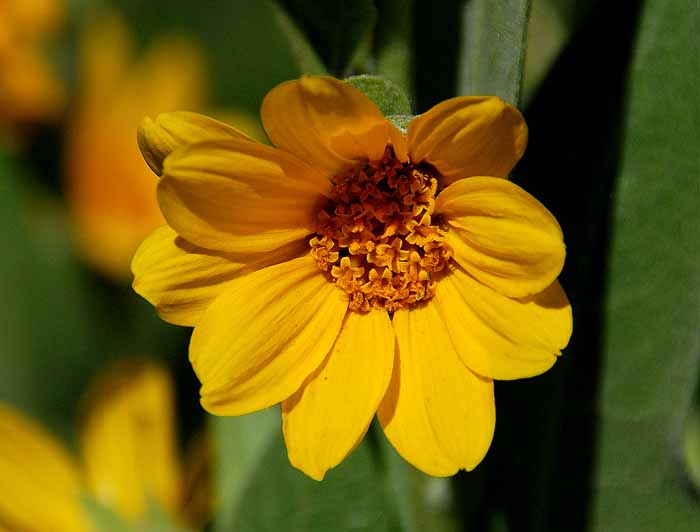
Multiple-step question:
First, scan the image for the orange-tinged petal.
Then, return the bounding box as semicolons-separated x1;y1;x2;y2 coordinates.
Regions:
76;11;131;110
132;225;308;327
282;310;395;480
191;256;348;416
407;96;527;186
80;360;182;522
0;404;88;532
0;47;66;124
436;176;565;298
261;76;407;176
138;112;255;176
433;266;571;380
65;12;208;281
159;138;329;253
9;0;64;36
378;305;495;476
119;34;206;117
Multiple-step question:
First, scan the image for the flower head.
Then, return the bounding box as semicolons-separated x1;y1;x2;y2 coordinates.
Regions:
0;360;209;531
133;76;572;480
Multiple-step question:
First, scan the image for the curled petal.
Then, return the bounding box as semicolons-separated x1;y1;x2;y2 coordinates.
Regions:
138;111;256;175
282;310;395;480
191;256;348;416
262;76;407;176
408;96;527;185
378;305;495;476
436;176;566;298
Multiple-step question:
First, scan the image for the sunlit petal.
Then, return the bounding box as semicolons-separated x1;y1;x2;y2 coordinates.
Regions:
262;76;407;176
378;305;495;476
436;176;565;297
159;138;329;253
132;225;308;326
191;256;348;416
282;310;394;480
408;96;527;186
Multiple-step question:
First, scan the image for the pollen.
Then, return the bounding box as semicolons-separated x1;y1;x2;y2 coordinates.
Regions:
309;146;452;312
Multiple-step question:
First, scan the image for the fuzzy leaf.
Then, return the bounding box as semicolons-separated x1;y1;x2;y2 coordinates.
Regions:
458;0;531;104
346;75;412;116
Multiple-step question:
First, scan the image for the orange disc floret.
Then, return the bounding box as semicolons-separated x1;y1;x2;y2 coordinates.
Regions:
309;146;452;312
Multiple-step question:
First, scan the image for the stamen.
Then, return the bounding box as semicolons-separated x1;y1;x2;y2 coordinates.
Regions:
309;146;452;312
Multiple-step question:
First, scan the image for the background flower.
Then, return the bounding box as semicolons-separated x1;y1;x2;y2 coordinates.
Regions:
0;359;209;531
0;0;66;139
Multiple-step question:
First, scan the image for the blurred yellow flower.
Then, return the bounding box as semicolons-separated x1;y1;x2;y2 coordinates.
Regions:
133;76;572;480
0;0;66;129
64;11;209;281
0;360;208;531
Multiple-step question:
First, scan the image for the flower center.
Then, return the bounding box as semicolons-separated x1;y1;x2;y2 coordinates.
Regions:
309;146;452;312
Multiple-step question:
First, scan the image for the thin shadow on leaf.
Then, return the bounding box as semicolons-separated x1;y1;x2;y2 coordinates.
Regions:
453;1;644;531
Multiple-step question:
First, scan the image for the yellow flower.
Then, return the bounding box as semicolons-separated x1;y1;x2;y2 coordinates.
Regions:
133;76;573;480
0;0;66;131
64;11;208;281
0;360;207;531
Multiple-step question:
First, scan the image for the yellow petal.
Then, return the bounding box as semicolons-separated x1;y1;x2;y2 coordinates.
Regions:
131;225;308;326
436;176;566;298
407;96;527;186
80;360;182;522
433;266;571;380
378;305;495;476
159;139;328;253
261;76;407;176
138;112;255;176
0;404;88;532
282;310;395;480
191;256;348;415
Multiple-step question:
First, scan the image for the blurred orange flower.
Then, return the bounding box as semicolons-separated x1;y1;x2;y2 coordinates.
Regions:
0;0;66;130
64;11;209;281
0;360;209;531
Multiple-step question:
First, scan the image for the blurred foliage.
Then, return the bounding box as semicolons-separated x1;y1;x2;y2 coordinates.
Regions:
1;0;699;531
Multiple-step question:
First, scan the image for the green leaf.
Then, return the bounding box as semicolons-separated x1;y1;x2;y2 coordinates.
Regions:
374;0;415;95
118;0;304;113
683;404;700;491
458;0;531;104
346;75;412;116
589;0;700;528
277;0;377;76
82;496;192;532
377;424;460;532
82;497;131;532
0;156;105;439
270;2;327;75
213;408;280;532
522;0;597;104
221;430;403;532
